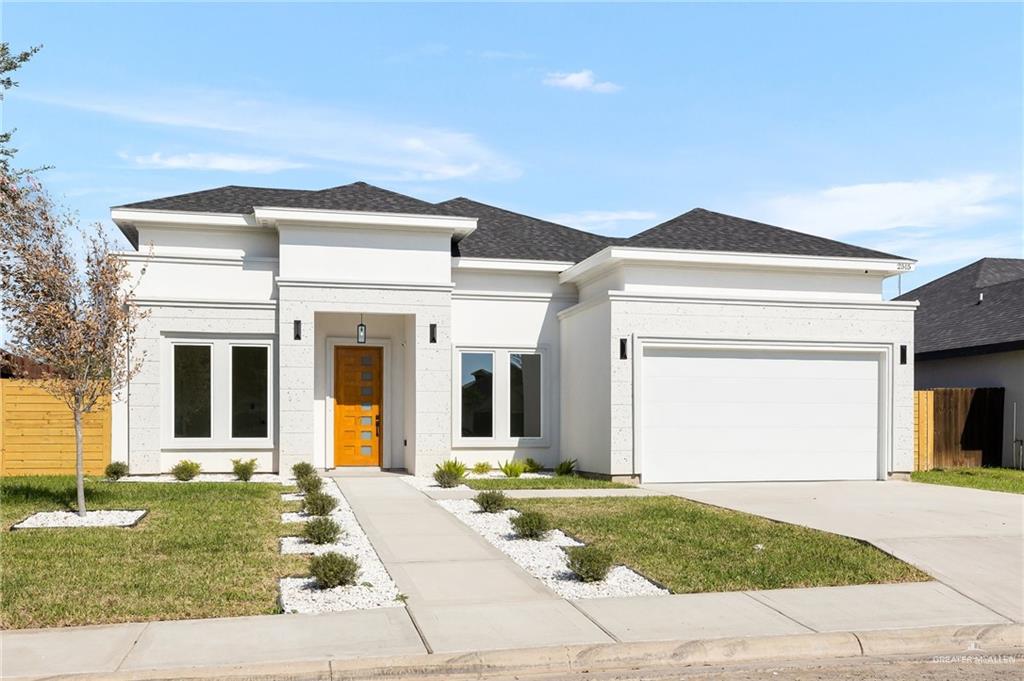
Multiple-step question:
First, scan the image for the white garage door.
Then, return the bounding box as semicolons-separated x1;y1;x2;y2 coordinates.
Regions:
641;347;881;483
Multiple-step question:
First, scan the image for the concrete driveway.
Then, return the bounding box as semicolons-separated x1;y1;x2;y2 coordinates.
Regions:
642;480;1023;622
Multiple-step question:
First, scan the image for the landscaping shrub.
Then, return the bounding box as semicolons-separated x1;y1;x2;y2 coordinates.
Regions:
296;473;324;495
433;459;467;488
303;516;342;545
499;459;526;478
524;457;544;473
292;462;316;479
104;461;129;481
171;460;201;481
565;546;613;582
554;459;577;476
310;552;359;589
302;490;338;516
232;458;258;482
474;490;507;513
511;510;550;539
471;461;492;475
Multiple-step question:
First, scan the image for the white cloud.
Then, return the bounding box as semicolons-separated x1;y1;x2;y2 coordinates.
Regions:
28;89;520;182
543;70;621;94
547;209;657;235
868;231;1021;267
755;174;1017;238
123;152;305;173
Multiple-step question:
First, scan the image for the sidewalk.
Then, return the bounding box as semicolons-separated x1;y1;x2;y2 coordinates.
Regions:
334;476;612;653
2;476;1015;680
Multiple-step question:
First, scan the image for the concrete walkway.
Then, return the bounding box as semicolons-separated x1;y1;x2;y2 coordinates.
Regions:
645;480;1024;622
333;476;613;653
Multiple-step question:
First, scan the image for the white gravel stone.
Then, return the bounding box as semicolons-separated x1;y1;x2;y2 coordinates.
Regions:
12;509;147;529
119;473;291;484
278;481;401;613
399;471;552;492
437;499;667;599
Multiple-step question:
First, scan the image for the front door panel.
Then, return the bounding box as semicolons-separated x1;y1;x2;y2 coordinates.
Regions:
334;346;383;466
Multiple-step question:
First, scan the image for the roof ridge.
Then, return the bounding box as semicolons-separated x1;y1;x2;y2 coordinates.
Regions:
439;196;615;242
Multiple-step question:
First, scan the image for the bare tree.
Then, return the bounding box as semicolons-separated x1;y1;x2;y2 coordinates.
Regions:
1;175;146;515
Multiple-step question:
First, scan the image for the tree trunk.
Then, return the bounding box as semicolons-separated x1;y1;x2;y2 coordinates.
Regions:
74;409;86;517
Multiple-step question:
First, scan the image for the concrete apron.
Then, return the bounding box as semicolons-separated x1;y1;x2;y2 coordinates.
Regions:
5;623;1021;681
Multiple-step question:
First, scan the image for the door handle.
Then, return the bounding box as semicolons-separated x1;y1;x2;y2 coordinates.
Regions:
375;414;381;437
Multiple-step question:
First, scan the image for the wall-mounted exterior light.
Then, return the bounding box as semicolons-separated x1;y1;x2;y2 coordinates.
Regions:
900;344;907;365
429;323;437;344
356;314;367;344
293;320;301;341
619;338;629;360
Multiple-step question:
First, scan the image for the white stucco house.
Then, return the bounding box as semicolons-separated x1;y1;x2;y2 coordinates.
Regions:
110;182;917;482
897;257;1023;468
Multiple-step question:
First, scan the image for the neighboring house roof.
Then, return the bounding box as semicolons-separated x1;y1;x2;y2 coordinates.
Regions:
895;257;1024;359
624;208;905;260
439;197;619;262
115;182;906;263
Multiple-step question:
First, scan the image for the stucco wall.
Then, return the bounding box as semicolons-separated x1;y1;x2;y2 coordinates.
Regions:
558;301;612;475
915;350;1024;467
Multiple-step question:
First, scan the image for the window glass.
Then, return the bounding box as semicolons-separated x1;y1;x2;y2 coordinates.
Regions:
232;346;268;438
174;345;211;438
461;353;493;437
510;353;542;438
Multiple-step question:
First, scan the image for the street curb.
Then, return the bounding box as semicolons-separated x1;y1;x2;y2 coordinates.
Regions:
14;622;1023;681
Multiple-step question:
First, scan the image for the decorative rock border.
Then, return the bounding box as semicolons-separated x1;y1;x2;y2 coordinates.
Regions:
119;473;290;484
400;471;554;492
278;480;402;613
437;499;667;599
11;509;148;530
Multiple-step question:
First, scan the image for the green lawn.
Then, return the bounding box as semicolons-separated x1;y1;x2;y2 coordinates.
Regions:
512;497;927;593
464;476;632;490
911;467;1024;495
1;476;305;629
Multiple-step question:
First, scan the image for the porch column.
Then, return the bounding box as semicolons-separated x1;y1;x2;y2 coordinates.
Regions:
412;307;452;474
278;294;315;473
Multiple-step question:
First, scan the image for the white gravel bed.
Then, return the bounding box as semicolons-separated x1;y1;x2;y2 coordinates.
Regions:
281;492;304;502
119;473;291;484
399;470;552;492
278;482;401;613
12;509;147;529
437;499;667;599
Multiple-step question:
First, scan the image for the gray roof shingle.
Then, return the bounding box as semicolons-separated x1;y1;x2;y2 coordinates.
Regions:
115;183;906;264
895;258;1024;358
438;197;619;262
623;208;906;260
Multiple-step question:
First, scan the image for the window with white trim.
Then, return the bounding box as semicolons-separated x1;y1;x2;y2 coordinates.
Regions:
166;337;273;448
456;348;546;444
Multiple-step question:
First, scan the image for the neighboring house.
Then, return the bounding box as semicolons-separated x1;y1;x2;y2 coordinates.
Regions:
110;182;917;483
896;258;1024;467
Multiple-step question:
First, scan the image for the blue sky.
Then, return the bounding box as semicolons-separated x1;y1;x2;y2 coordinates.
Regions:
3;2;1022;297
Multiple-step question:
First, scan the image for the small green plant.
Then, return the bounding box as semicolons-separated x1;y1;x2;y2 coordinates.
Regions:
104;461;129;481
309;552;359;589
499;459;526;478
474;490;507;513
565;546;613;582
171;460;201;481
554;459;577;476
232;458;258;482
471;461;492;475
511;510;550;539
523;457;544;473
302;490;338;516
296;473;324;495
292;462;316;479
434;458;467;488
303;516;342;545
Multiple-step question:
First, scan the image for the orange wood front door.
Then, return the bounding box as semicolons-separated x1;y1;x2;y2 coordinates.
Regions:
333;346;383;467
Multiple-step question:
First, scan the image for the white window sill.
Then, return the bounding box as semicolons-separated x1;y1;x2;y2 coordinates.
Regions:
161;440;275;451
452;439;550;450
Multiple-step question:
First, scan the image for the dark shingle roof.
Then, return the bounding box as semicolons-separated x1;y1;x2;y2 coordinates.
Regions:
117;182;453;216
115;184;906;264
622;208;906;260
895;258;1024;358
438;197;619;262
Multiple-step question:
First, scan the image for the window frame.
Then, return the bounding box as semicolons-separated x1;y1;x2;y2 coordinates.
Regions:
162;335;275;450
452;345;549;448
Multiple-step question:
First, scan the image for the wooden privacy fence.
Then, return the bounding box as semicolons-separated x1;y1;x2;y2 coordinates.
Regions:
0;379;111;476
914;387;1004;471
